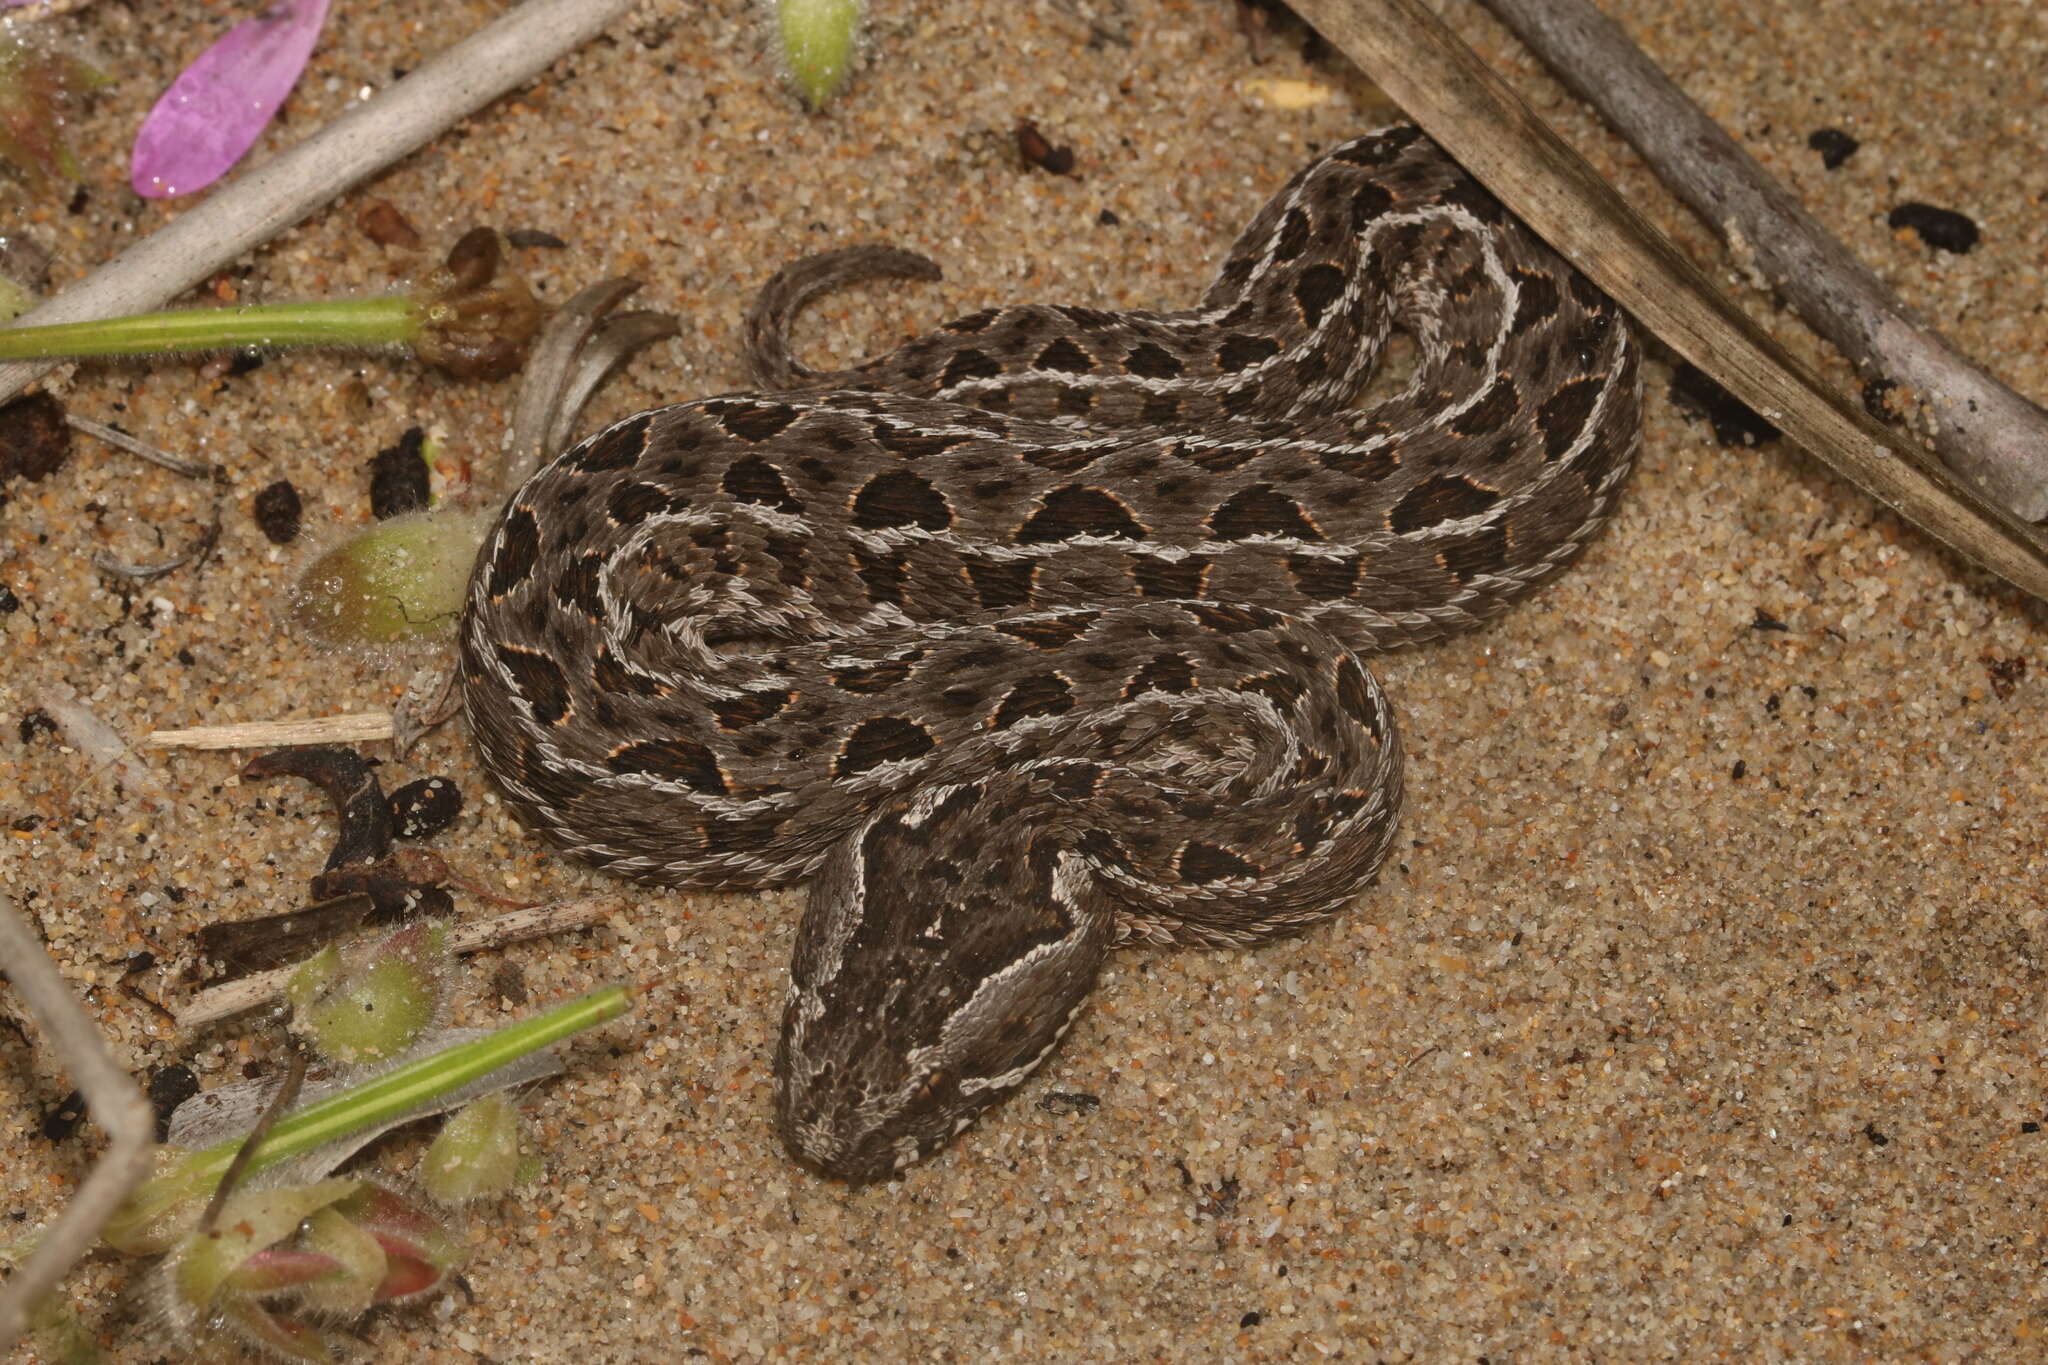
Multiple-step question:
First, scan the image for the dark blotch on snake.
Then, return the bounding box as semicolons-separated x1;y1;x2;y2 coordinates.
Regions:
1209;485;1322;541
1034;336;1097;374
1130;555;1207;598
1289;552;1362;600
1538;376;1606;462
1292;264;1347;329
496;645;572;727
835;716;938;776
1016;486;1144;543
567;413;651;472
965;558;1038;609
606;738;729;793
1387;474;1501;533
1177;841;1258;883
1218;333;1282;374
1124;652;1197;697
488;506;541;597
991;673;1077;728
723;456;804;513
852;469;953;530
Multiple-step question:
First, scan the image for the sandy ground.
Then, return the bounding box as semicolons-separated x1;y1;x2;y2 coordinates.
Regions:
3;0;2045;1360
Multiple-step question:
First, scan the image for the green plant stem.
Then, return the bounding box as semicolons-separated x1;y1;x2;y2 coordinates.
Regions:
0;297;422;360
162;986;628;1195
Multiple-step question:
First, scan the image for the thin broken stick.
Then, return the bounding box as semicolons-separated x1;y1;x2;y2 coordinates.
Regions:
1477;0;2048;522
0;897;155;1355
147;712;398;750
1284;0;2048;603
67;414;220;481
177;895;630;1028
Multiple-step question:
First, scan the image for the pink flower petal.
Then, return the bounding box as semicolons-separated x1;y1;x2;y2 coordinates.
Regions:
130;0;332;199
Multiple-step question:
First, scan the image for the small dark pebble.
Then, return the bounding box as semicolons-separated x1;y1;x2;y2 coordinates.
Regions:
1035;1090;1101;1116
368;425;430;519
1669;363;1781;447
0;582;17;613
227;349;265;377
1240;1311;1264;1328
1731;760;1747;780
1888;202;1978;254
1016;120;1075;176
507;227;569;249
40;1089;86;1141
2023;1121;2041;1134
390;776;463;839
11;814;41;832
1861;376;1901;424
0;392;72;484
146;1064;200;1142
65;184;87;215
1096;208;1121;227
1863;1121;1890;1147
1806;127;1859;170
252;478;304;544
1751;607;1788;632
491;962;530;1007
18;709;57;744
123;951;155;975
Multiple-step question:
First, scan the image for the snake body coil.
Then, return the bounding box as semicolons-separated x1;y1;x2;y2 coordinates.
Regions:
460;126;1640;1182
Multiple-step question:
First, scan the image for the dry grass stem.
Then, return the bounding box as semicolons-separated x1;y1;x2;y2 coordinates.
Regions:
146;711;399;750
0;897;156;1354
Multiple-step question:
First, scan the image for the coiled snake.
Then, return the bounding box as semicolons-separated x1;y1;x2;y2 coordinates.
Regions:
459;125;1641;1183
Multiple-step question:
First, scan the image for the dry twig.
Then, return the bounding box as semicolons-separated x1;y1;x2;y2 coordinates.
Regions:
0;897;155;1355
1478;0;2048;522
90;506;222;582
66;414;220;481
146;712;398;750
1285;0;2048;603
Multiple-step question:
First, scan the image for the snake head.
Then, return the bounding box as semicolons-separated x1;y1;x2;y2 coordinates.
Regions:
773;790;1115;1184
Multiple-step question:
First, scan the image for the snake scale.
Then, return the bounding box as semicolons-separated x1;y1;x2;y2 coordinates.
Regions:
459;125;1642;1183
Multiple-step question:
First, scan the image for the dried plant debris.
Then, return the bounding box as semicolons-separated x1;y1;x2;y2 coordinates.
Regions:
1981;653;2026;701
389;777;463;840
1016;119;1076;175
1888;202;1978;255
368;426;431;520
147;1064;202;1143
411;228;543;381
195;893;384;983
505;227;567;249
253;478;304;544
212;750;469;982
357;197;423;250
1806;127;1859;170
91;506;222;583
0;390;70;484
242;747;395;879
0;26;107;192
1669;362;1781;448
